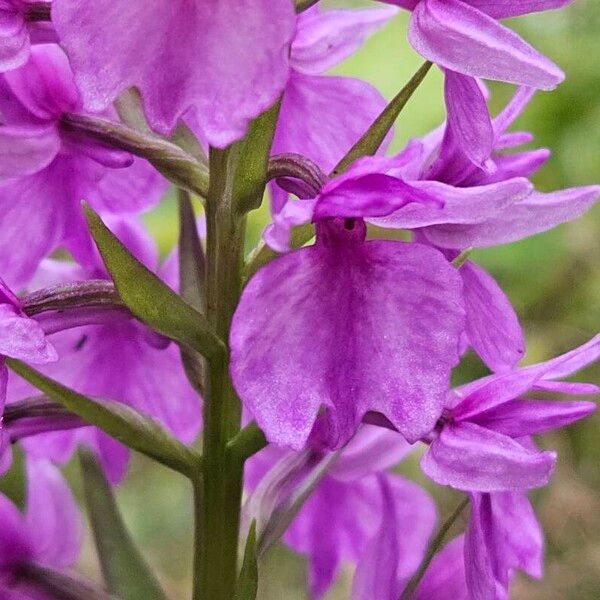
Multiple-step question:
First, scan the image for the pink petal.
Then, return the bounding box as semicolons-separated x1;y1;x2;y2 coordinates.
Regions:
0;304;57;363
24;458;82;568
0;3;29;72
413;536;468;600
231;224;465;450
460;261;525;372
291;5;398;74
444;70;493;167
0;123;60;179
4;44;80;119
370;177;532;229
423;186;600;249
471;398;596;439
53;0;295;147
409;0;564;89
467;0;571;19
421;422;556;492
274;72;389;173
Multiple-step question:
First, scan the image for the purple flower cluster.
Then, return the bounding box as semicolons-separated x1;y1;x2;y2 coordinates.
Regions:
0;0;598;599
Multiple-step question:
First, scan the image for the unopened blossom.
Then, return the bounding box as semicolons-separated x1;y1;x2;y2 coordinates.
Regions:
270;4;397;212
421;334;599;492
466;491;542;600
380;0;567;165
0;458;82;598
231;173;465;450
0;276;56;412
0;0;55;72
8;219;201;483
52;0;296;147
0;43;166;289
246;426;436;598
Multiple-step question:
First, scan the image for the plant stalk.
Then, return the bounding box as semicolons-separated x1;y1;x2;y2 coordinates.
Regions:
196;145;247;600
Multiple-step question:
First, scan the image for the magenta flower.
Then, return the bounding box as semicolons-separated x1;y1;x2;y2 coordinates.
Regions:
0;0;55;72
367;90;600;370
466;491;542;600
421;334;600;492
270;4;397;212
52;0;295;147
8;219;201;483
381;0;567;166
0;458;82;597
0;277;56;410
0;43;166;289
231;175;466;450
246;426;436;598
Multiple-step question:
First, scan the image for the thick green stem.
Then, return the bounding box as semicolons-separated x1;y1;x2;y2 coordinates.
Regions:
196;146;247;600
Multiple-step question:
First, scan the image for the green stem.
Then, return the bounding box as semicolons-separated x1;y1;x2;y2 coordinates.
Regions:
196;146;247;600
399;497;469;600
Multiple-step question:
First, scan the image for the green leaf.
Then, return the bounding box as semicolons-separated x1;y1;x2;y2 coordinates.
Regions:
234;100;282;215
85;205;225;362
7;359;201;478
234;522;258;600
79;449;168;600
177;190;207;396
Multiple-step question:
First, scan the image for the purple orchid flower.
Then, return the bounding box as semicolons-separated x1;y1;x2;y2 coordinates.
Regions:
231;173;466;451
270;4;398;213
245;426;436;598
0;458;82;598
7;218;201;483
0;276;56;421
465;491;543;600
0;43;166;289
380;0;567;166
51;0;295;147
421;334;600;492
362;88;600;371
0;0;55;72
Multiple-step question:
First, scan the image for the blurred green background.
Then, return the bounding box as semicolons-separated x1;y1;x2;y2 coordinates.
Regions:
5;1;600;599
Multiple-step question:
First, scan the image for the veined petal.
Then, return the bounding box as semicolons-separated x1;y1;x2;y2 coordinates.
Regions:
485;492;543;579
274;72;389;174
444;70;493;167
0;304;57;363
470;398;596;438
370;178;531;229
409;0;564;89
4;44;80;119
467;0;571;19
0;3;29;72
314;174;442;219
460;261;525;372
291;5;398;74
421;422;556;492
412;536;468;599
53;0;295;147
423;186;600;249
525;332;600;381
351;474;437;600
329;425;412;481
0;123;60;179
231;226;465;450
24;458;82;568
